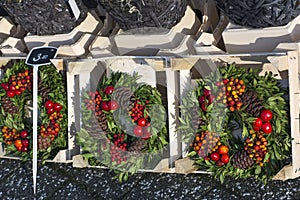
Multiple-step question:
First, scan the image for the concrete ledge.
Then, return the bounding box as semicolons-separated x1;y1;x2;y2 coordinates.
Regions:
175;157;197;174
0;37;27;56
24;12;103;50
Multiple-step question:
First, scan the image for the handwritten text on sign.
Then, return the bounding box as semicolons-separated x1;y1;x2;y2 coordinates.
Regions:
25;47;58;66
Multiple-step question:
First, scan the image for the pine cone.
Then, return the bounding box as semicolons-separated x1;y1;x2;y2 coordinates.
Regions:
38;81;51;100
86;117;105;139
231;151;254;170
38;135;52;150
128;139;146;153
97;112;109;132
0;96;19;115
241;91;264;117
190;105;205;130
112;87;135;110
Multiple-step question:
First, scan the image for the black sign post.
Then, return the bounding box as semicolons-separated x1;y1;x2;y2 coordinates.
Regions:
25;46;58;196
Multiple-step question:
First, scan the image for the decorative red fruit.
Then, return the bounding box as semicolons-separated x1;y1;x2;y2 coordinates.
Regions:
1;83;9;91
253;118;263;128
133;126;143;137
45;100;54;110
108;100;119;110
218;145;229;155
10;85;16;91
21;146;28;152
7;90;15;98
101;101;110;111
137;118;147;127
223;79;229;85
254;145;260;151
21;139;29;148
216;160;225;166
198;95;205;104
47;108;54;115
262;122;272;134
210;152;220;161
260;110;273;122
15;90;22;95
221;154;230;164
203;88;211;97
20;130;28;138
104;85;114;95
53;103;62;112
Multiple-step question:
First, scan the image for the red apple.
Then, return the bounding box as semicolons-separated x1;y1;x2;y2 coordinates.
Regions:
20;130;28;138
104;85;114;95
53;103;62;112
133;126;143;137
45;100;54;110
210;152;220;161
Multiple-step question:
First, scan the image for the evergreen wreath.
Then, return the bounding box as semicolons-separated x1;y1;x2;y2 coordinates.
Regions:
77;71;168;181
179;65;290;183
0;61;67;161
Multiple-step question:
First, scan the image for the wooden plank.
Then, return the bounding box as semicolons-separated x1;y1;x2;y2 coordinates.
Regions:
288;51;300;179
267;55;288;71
166;68;181;166
50;59;64;71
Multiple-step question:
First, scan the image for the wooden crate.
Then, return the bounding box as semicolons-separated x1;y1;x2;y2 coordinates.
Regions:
0;58;72;163
67;57;179;172
172;51;300;180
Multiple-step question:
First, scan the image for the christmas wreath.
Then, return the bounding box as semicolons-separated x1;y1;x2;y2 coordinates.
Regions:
179;65;290;183
0;61;67;161
77;72;168;181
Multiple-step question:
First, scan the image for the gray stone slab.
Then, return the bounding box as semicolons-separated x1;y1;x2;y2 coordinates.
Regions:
1;159;300;199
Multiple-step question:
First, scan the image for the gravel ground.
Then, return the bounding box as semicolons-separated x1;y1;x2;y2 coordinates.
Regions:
0;159;300;199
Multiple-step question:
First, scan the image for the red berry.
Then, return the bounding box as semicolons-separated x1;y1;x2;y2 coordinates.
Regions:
21;146;28;152
253;118;263;128
221;154;229;164
262;122;272;134
47;108;54;115
260;110;273;122
104;85;114;95
101;101;110;111
203;88;211;97
216;160;225;166
1;83;9;91
7;90;15;98
210;152;220;161
15;90;22;95
137;118;147;127
45;100;54;110
53;103;62;112
108;100;119;110
16;146;22;152
198;95;206;104
20;130;28;138
10;85;16;91
21;139;29;148
133;126;143;137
